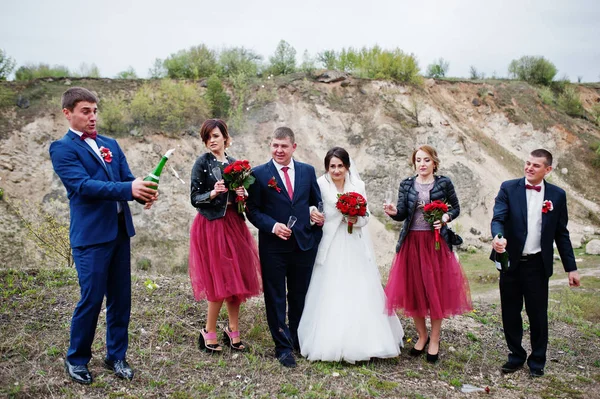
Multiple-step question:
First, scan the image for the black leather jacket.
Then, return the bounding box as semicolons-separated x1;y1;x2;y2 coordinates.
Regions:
190;152;242;221
391;175;460;252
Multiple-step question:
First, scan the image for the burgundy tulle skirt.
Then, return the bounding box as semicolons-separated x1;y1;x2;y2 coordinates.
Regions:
385;230;472;319
189;208;262;305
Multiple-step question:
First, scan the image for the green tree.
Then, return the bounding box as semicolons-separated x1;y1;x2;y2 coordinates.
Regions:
218;47;262;78
77;62;101;78
0;49;16;80
469;65;484;80
508;56;557;86
163;44;218;79
149;58;166;78
115;66;138;79
317;50;337;70
300;50;316;75
426;58;450;78
269;40;296;75
205;74;231;118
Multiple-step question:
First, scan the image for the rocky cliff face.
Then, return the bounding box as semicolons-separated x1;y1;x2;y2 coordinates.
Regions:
1;76;599;272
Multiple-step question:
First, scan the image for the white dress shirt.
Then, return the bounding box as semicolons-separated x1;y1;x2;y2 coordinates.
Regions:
522;180;544;255
71;129;122;214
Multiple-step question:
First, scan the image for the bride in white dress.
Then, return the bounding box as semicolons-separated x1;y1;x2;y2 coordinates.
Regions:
298;147;404;363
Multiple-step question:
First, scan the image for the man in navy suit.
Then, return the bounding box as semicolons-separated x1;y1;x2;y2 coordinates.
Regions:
491;148;580;378
50;87;157;384
246;127;324;367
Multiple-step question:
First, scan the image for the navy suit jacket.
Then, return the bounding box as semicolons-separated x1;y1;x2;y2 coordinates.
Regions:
490;177;576;277
246;159;323;252
49;130;136;248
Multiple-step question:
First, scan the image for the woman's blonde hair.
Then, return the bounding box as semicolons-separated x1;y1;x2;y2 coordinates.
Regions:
411;145;440;173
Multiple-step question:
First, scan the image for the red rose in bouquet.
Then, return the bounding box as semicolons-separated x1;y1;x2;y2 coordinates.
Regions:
336;192;368;234
422;200;450;250
223;160;255;213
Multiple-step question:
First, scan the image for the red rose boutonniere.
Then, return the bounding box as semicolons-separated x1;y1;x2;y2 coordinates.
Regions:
268;177;281;193
99;146;113;163
542;200;553;213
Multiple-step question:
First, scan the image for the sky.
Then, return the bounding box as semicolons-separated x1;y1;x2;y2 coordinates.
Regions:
2;0;599;81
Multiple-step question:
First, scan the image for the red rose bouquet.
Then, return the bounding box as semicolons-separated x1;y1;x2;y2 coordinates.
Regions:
422;200;450;250
336;192;368;234
223;160;255;213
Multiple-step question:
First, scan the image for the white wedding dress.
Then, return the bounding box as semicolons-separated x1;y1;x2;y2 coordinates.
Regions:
298;173;404;363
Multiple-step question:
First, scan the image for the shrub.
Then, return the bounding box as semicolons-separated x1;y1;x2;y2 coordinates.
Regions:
218;47;262;78
557;86;584;117
0;85;16;108
8;199;73;267
163;44;218;79
228;72;249;130
129;79;210;131
537;86;555;105
99;94;128;134
426;58;449;78
268;40;297;75
115;66;138;79
350;46;421;83
15;63;72;81
205;74;230;118
0;49;16;80
508;56;557;86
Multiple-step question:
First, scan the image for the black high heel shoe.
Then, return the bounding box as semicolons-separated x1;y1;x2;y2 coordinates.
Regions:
222;326;247;351
198;329;223;353
409;337;430;357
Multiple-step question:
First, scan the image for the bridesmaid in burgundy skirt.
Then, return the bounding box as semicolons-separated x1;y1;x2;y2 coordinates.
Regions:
384;145;471;363
189;119;262;353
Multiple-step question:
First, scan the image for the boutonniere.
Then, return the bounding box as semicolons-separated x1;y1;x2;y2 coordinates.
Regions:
542;200;553;213
99;146;113;163
268;176;281;193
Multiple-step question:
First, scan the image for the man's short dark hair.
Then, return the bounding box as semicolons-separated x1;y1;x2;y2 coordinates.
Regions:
61;87;99;111
272;127;295;144
531;149;553;166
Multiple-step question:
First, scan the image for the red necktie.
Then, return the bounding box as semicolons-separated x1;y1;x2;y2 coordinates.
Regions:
525;184;541;192
281;166;294;200
80;131;97;141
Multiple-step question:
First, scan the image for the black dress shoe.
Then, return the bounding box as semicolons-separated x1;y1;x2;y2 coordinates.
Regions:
64;359;92;385
409;337;430;357
278;352;297;368
501;361;524;373
104;359;134;380
529;368;544;378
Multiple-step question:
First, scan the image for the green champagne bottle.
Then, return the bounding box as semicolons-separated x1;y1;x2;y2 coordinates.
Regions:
144;148;175;190
495;233;510;272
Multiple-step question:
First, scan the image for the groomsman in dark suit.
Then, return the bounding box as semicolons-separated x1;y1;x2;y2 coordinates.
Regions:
246;127;324;367
50;87;157;384
491;148;580;378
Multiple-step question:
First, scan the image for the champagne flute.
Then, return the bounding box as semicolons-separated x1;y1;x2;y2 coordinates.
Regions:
287;216;297;229
318;201;324;216
384;190;393;206
211;167;222;181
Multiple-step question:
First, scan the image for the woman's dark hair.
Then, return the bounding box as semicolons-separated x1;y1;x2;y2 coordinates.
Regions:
324;147;351;170
200;119;230;146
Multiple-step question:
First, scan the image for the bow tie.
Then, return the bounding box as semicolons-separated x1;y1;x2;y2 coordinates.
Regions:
80;131;97;141
525;184;541;192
